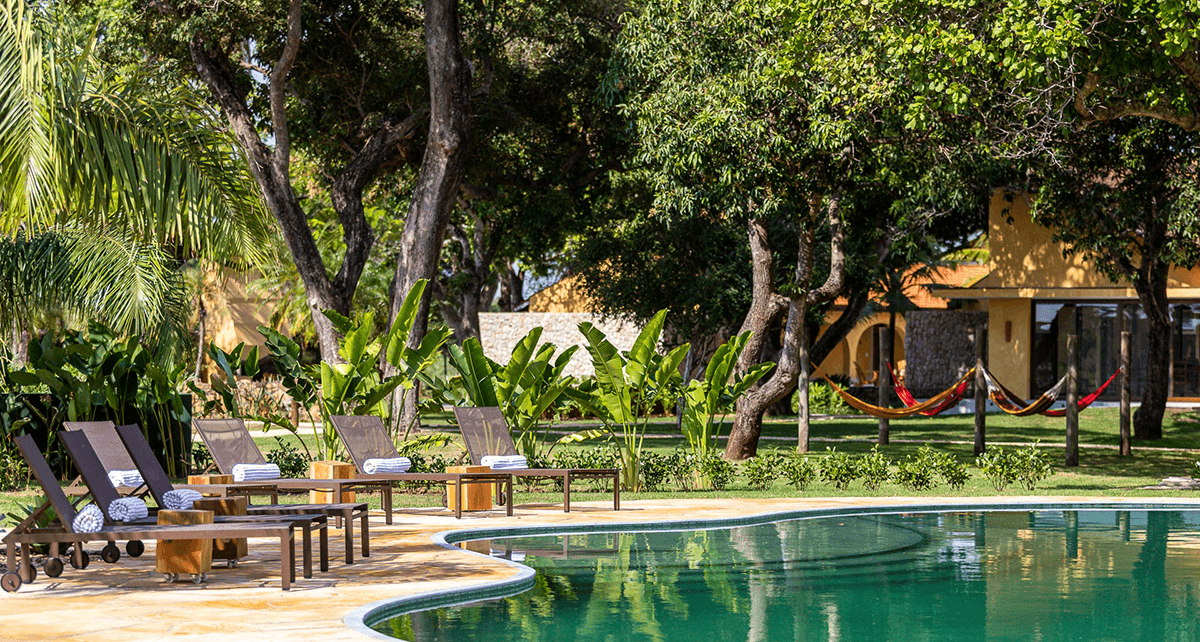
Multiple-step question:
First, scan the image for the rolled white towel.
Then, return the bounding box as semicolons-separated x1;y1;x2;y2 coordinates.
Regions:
363;457;411;474
232;463;280;482
72;504;104;533
107;469;144;488
107;497;148;523
162;489;203;511
480;455;528;470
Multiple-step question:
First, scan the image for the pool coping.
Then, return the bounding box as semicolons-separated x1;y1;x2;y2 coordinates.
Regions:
343;498;1200;640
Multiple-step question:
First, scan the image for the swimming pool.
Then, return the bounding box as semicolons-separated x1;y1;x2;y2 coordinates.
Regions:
364;507;1200;641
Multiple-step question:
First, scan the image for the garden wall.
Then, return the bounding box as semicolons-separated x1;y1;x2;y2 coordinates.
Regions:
904;310;987;395
479;312;641;378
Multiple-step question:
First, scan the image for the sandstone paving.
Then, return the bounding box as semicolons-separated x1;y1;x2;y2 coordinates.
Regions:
3;496;1199;641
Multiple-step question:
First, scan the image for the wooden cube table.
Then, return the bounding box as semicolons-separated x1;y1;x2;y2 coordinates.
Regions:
156;509;213;583
193;496;248;567
447;465;494;512
187;474;234;486
309;461;357;504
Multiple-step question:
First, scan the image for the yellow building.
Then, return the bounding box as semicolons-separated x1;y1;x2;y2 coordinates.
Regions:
933;189;1200;400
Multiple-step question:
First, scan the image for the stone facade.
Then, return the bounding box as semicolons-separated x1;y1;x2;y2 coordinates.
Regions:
479;312;642;378
904;310;988;393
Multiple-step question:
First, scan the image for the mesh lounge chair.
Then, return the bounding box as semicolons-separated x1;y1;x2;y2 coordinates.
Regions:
58;429;328;577
193;418;395;525
452;407;620;513
328;415;514;519
61;421;143;497
2;434;298;593
115;423;369;565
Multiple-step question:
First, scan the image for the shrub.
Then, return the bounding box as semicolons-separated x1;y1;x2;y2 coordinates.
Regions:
640;452;671;491
820;448;860;490
0;442;28;491
857;446;892;490
191;442;212;474
742;452;783;491
1193;460;1200;480
791;381;859;416
698;451;736;491
782;454;817;490
931;451;971;490
976;448;1018;491
1013;443;1054;491
265;437;309;478
894;446;938;492
667;451;698;491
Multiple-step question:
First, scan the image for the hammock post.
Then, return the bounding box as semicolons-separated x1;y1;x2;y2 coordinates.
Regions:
973;323;986;456
877;326;890;445
1120;305;1132;456
1066;333;1080;467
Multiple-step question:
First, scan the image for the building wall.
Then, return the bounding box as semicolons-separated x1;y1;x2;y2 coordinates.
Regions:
478;312;642;378
527;277;595;313
904;310;987;392
987;299;1033;398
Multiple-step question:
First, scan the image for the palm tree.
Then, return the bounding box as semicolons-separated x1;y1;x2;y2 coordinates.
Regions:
0;0;271;352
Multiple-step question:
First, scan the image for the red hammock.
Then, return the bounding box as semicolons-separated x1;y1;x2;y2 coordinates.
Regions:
1038;369;1120;417
889;363;973;417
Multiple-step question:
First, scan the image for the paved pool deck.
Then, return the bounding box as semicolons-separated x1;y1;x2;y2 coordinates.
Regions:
4;495;1200;641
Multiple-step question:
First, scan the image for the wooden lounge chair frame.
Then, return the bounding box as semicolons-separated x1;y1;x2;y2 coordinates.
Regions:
2;434;298;592
115;423;370;565
328;415;515;519
452;407;620;513
59;430;328;577
193;418;395;525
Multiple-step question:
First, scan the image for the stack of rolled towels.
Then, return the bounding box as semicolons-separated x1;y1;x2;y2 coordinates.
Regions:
232;462;280;482
162;489;203;511
481;455;529;470
72;504;104;533
363;457;411;474
107;497;148;523
107;469;144;489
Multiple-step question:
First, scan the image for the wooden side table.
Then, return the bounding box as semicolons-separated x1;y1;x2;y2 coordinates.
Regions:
447;465;494;512
193;496;248;567
156;509;213;584
188;474;234;486
309;461;356;504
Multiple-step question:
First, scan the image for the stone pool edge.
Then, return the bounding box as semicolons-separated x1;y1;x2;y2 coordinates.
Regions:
343;497;1200;640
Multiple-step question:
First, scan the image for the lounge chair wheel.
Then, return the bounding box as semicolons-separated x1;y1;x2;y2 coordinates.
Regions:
226;559;237;569
1;572;20;593
69;550;90;570
163;573;177;583
126;540;145;558
192;573;204;584
101;544;121;564
43;558;64;578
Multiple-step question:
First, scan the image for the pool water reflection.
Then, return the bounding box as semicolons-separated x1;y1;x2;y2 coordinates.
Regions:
373;510;1200;641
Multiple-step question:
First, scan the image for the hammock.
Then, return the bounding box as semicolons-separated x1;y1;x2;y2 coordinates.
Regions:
814;365;977;419
889;363;974;417
982;368;1065;417
985;368;1120;418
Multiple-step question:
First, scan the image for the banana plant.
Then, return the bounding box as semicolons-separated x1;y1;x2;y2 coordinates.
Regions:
432;327;579;462
566;309;690;492
679;331;774;460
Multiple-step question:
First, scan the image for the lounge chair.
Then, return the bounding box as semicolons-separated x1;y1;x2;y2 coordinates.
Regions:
2;434;298;592
192;418;395;525
452;407;620;512
115;423;370;565
61;421;144;497
58;429;328;577
328;414;515;519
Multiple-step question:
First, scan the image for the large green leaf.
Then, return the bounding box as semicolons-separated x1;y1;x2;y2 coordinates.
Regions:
626;308;668;388
578;321;633;426
384;279;428;367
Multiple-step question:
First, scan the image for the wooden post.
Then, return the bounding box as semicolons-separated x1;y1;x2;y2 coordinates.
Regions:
877;325;890;445
1120;305;1132;456
1066;333;1080;467
973;323;986;456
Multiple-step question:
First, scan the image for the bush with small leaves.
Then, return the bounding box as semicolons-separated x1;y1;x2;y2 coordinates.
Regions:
894;447;938;492
1013;443;1054;491
699;451;736;491
1193;460;1200;480
782;454;817;490
639;452;671;491
743;452;783;491
857;446;892;490
930;451;970;490
976;447;1018;491
265;437;310;478
820;448;860;491
668;451;697;490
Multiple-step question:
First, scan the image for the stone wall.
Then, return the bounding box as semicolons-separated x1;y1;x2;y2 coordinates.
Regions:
479;312;641;378
904;310;987;393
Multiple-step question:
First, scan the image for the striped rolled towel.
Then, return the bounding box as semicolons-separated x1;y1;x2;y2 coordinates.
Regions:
162;489;203;511
232;463;280;482
107;469;144;488
480;455;529;470
72;504;104;533
363;457;411;474
107;497;148;523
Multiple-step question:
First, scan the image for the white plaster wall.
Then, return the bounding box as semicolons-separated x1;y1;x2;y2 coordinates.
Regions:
479;312;642;378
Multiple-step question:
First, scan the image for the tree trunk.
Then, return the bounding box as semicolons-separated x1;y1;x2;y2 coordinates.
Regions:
497;263;526;311
1133;266;1170;440
809;289;870;370
388;0;473;429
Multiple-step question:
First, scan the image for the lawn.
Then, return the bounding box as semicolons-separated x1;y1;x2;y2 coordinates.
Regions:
4;406;1199;521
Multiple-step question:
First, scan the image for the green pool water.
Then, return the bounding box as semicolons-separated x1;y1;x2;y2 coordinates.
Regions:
372;510;1200;641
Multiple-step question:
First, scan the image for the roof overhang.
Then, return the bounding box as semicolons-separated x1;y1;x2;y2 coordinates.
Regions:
931;286;1200;300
